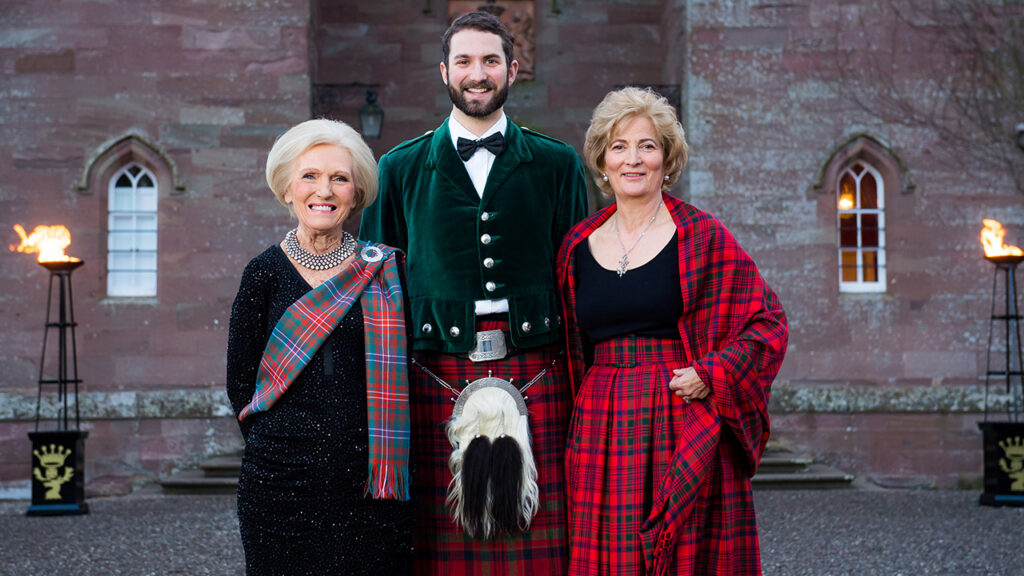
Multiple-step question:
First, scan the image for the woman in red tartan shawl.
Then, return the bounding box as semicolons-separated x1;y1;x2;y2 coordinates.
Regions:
556;87;788;576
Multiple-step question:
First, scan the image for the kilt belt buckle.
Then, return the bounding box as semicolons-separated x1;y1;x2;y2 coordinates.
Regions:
467;329;508;362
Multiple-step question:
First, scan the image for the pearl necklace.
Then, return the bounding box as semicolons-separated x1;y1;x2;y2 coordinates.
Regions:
613;199;662;277
283;228;356;270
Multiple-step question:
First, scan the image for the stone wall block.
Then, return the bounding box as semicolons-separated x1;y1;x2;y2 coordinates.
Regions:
14;49;75;74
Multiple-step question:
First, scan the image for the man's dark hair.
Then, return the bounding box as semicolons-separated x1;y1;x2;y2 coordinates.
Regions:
441;11;515;67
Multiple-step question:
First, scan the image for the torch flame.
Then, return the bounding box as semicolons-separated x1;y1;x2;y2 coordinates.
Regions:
981;219;1023;259
10;224;81;263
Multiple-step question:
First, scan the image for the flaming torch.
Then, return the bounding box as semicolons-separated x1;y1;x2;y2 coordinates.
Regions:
981;219;1024;265
10;224;82;271
978;219;1024;508
11;224;89;516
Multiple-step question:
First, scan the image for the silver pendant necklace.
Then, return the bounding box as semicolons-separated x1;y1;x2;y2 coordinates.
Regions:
613;199;662;277
283;228;356;270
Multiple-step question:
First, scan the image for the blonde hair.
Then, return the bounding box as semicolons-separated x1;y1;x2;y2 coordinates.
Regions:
583;87;689;197
265;119;379;214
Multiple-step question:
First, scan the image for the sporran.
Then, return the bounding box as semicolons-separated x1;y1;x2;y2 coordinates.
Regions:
413;359;548;539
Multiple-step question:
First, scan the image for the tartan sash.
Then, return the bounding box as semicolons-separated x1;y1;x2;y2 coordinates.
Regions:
238;242;411;501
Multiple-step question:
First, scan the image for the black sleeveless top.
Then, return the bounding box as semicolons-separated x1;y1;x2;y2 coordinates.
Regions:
574;231;682;342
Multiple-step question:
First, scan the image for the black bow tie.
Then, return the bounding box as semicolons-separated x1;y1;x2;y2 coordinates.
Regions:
456;132;505;161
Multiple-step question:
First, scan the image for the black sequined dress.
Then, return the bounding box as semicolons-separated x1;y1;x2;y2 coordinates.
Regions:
226;245;414;576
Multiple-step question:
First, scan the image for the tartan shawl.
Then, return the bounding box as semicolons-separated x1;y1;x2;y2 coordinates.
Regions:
238;242;411;501
556;193;788;575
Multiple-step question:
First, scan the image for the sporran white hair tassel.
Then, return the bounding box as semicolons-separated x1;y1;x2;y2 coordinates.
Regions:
445;377;539;539
458;435;492;538
489;434;524;535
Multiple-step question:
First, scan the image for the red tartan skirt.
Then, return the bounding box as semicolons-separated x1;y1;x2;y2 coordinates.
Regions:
566;335;762;576
410;317;571;576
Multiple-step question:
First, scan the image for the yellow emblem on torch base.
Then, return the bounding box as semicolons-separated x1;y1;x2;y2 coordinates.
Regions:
33;444;75;500
998;436;1024;491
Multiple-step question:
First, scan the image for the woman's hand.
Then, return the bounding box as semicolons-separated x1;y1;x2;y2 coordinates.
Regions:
669;367;710;404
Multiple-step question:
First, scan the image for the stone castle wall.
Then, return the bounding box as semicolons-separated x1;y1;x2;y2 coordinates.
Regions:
1;0;1019;495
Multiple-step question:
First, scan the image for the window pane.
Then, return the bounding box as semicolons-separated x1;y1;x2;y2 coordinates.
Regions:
136;215;157;231
137;232;157;251
861;172;878;209
138;272;157;295
862;214;879;247
108;230;134;251
839;214;858;247
841;251;858;282
108;272;131;296
839;173;856;210
111;187;134;211
110;214;134;230
137;188;157;212
136;252;157;271
109;252;135;271
138;174;154;187
115;174;132;188
863;250;878;282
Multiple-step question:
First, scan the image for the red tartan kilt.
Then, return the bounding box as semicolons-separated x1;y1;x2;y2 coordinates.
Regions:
566;335;688;576
566;335;761;576
410;317;571;576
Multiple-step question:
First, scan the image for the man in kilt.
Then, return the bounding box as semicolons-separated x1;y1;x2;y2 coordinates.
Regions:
359;11;589;575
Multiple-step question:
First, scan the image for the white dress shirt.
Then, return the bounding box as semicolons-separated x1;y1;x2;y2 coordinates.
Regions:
449;114;509;315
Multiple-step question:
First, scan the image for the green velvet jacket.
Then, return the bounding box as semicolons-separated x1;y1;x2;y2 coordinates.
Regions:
359;118;589;353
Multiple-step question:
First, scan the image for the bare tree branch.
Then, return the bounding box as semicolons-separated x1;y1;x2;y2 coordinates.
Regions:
832;0;1024;193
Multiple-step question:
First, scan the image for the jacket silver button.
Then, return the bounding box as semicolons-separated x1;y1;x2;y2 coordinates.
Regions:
449;326;460;337
480;212;490;221
422;323;433;334
483;257;495;268
485;281;496;292
480;234;492;245
544;317;551;327
521;321;532;333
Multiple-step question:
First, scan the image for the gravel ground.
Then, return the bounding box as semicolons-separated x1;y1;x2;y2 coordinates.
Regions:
756;490;1023;576
1;488;1022;575
0;490;243;576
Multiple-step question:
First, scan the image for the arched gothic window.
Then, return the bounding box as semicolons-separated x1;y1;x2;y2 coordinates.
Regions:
837;161;886;292
107;163;158;296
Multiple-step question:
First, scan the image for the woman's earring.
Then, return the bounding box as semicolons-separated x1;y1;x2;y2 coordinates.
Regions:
602;173;609;182
664;174;671;181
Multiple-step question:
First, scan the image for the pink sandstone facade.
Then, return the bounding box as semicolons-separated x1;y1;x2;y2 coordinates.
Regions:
1;1;1020;496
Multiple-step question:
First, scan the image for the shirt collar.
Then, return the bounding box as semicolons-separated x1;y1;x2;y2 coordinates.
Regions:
449;114;507;149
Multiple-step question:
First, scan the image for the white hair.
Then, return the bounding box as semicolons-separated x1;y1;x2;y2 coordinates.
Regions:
265;118;379;213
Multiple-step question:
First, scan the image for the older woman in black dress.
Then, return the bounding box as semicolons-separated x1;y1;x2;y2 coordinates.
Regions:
226;119;413;575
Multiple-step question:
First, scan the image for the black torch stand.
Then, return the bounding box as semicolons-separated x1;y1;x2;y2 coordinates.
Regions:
27;260;89;516
979;255;1024;508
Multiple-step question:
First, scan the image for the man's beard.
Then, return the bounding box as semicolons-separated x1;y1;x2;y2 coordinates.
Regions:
448;76;509;118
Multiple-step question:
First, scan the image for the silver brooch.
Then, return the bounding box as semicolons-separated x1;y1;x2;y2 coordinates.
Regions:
360;245;384;262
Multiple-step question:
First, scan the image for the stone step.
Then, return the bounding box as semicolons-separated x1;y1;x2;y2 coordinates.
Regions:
162;448;854;494
160;469;238;495
200;456;242;478
758;451;814;473
753;463;856;490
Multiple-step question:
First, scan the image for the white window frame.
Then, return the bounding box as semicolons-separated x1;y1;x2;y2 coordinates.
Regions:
837;161;886;293
107;164;158;297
